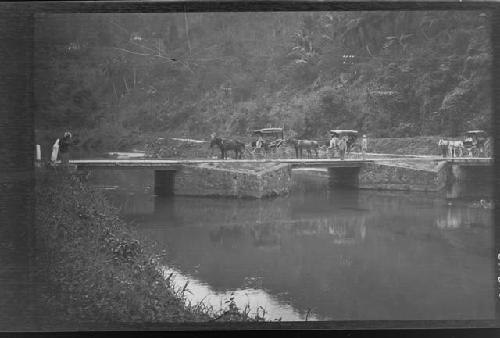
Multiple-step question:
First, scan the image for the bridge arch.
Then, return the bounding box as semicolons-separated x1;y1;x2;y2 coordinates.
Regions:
154;170;176;196
328;167;361;189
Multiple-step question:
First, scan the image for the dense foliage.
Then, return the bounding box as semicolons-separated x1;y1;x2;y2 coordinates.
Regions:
35;170;206;325
34;170;268;326
34;11;491;150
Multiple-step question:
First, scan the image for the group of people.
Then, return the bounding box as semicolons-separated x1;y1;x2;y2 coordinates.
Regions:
252;133;368;160
438;137;484;158
328;134;368;160
438;139;464;158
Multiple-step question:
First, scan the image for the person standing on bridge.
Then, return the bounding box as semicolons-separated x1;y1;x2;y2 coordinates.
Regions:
338;136;347;160
329;134;338;158
361;134;368;160
472;137;478;157
256;135;264;149
59;131;73;167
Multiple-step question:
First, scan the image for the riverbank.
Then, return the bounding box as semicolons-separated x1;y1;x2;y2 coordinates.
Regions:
34;169;263;328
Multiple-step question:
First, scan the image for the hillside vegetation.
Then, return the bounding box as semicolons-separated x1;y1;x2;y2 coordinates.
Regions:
34;12;492;152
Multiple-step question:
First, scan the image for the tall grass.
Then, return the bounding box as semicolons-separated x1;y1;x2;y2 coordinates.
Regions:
34;169;265;327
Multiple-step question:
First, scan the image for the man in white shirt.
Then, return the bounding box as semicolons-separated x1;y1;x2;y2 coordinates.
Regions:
329;135;338;158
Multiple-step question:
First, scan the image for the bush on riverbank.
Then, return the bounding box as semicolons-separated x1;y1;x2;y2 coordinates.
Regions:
34;169;263;327
364;136;441;155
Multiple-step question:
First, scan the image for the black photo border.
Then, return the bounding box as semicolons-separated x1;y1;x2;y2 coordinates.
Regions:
1;0;499;334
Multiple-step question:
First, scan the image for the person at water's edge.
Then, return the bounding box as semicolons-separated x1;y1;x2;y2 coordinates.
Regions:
59;131;73;166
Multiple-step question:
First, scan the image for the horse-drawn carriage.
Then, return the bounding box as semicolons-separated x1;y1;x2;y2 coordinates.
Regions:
329;130;359;158
438;130;488;158
250;127;285;158
208;128;363;160
463;130;488;157
208;128;285;160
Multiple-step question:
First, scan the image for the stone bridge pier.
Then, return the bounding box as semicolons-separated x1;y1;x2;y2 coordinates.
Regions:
155;163;292;198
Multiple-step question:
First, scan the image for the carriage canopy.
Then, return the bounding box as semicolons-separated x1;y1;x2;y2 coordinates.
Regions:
464;130;487;138
329;130;359;139
253;128;284;139
464;130;487;146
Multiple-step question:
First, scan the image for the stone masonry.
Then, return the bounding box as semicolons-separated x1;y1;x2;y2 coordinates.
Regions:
358;160;448;192
174;163;292;198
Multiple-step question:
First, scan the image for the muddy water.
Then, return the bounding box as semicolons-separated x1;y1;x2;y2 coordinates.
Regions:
89;169;494;321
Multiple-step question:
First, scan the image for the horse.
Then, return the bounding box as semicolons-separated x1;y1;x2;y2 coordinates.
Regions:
286;138;320;159
210;137;245;159
438;139;449;157
448;140;463;157
345;136;357;155
268;139;284;152
266;139;284;158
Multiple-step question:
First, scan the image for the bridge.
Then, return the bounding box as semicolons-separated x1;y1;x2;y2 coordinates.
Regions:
68;157;493;197
69;157;493;169
71;158;373;169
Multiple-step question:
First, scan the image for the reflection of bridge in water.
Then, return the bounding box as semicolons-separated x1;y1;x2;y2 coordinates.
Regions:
114;181;492;239
435;206;492;230
207;217;368;250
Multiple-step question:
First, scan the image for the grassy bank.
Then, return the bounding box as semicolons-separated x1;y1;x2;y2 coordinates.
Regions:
34;169;263;328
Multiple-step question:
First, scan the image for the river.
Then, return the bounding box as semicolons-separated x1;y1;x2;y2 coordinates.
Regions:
88;168;494;321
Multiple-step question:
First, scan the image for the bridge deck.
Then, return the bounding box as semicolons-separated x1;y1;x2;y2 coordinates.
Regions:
71;158;372;168
70;157;493;169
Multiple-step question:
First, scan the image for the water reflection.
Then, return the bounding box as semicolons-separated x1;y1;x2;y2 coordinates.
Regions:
446;180;493;201
250;224;281;249
98;171;494;321
161;267;318;321
435;207;490;230
209;224;246;248
447;181;464;200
